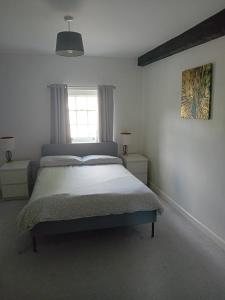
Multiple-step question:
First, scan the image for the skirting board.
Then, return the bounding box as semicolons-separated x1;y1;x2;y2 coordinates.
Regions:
150;182;225;252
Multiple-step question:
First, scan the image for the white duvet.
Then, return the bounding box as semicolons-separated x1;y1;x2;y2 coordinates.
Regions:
18;164;163;230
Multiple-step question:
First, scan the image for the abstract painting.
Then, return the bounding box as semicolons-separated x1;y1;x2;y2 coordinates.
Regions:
181;63;212;119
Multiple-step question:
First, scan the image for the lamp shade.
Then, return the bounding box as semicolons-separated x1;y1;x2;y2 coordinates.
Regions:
56;31;84;57
120;132;131;145
0;137;15;152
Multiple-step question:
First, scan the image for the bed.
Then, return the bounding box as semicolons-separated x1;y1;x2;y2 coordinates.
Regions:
18;142;162;252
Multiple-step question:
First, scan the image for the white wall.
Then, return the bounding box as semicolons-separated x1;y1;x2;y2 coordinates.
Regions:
141;36;225;241
0;54;142;162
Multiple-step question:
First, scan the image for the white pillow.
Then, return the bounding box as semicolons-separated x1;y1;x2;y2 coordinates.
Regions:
40;155;82;167
82;155;122;165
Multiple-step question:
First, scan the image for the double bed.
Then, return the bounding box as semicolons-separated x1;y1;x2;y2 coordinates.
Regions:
18;142;162;252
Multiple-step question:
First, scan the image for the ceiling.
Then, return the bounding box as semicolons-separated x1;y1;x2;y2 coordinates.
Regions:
0;0;224;58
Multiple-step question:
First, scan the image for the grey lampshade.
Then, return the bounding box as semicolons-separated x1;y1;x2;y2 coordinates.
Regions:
56;31;84;57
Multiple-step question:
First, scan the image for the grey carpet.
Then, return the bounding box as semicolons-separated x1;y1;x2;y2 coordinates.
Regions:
0;199;225;300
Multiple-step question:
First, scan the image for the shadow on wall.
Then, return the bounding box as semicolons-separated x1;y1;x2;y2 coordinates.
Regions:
0;155;5;167
157;112;206;212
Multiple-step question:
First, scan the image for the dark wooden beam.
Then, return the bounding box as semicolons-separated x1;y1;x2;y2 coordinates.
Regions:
138;9;225;67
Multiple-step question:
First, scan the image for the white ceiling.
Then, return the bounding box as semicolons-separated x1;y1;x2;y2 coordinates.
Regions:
0;0;224;58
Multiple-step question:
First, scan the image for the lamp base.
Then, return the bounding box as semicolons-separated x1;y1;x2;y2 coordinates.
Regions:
5;150;12;162
122;145;128;155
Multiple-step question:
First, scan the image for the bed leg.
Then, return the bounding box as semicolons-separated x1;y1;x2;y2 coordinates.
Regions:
151;222;155;238
32;236;37;252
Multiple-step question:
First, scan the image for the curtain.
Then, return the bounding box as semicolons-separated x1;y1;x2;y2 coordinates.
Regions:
98;85;115;142
50;84;71;144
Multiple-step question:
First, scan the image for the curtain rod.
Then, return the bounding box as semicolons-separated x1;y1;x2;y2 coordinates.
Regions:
47;84;116;89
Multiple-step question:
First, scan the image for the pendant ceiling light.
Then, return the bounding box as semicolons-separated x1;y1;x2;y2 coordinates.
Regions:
56;16;84;57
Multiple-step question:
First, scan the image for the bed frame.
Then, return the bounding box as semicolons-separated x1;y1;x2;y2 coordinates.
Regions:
31;142;157;252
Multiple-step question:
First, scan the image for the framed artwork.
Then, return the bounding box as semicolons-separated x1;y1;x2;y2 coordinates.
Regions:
181;63;212;119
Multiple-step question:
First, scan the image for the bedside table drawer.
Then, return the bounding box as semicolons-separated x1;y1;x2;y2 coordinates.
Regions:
126;161;147;174
0;170;27;185
2;184;28;199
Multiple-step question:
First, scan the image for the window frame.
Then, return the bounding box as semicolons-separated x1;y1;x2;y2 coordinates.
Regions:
68;87;99;144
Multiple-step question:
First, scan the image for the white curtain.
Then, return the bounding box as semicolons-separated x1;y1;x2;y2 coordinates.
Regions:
98;85;114;142
50;84;71;144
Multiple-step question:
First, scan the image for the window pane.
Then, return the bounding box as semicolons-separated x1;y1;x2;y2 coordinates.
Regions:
88;111;97;125
88;97;98;110
88;125;97;137
87;137;96;143
68;88;98;143
76;97;87;110
69;111;76;125
77;125;88;138
77;111;87;124
68;97;76;110
70;125;77;138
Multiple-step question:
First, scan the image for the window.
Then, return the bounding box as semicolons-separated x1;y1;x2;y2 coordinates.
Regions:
68;87;99;143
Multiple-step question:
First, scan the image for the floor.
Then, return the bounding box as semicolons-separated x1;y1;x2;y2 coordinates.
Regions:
0;199;225;300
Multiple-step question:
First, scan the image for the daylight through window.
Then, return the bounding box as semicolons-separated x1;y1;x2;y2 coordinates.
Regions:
68;88;98;143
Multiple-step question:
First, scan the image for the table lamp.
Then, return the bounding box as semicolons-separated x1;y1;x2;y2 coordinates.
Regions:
0;137;16;162
120;132;131;155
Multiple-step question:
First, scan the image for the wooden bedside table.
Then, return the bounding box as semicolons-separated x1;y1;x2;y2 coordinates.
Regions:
122;154;148;184
0;160;30;200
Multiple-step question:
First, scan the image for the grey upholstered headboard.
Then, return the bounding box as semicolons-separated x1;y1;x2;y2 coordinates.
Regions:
42;142;118;157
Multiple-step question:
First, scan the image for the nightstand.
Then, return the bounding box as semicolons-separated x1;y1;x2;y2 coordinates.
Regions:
0;160;30;200
122;154;148;184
